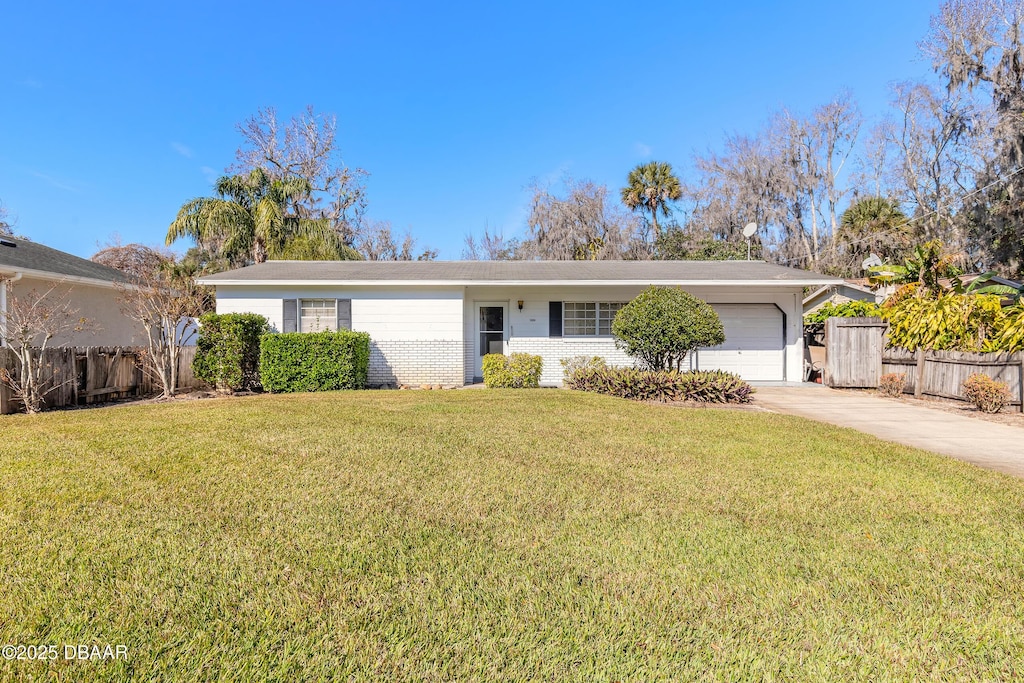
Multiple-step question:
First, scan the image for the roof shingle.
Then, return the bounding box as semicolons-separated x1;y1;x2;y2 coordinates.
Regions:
198;259;842;285
0;237;128;284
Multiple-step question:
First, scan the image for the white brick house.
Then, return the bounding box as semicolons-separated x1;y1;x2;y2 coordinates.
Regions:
199;261;841;386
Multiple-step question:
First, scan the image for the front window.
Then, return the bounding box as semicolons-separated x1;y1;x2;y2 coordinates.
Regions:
300;299;337;332
564;302;624;336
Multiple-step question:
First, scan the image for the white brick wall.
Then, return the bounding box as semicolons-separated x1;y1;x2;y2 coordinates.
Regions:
369;340;464;387
506;337;637;385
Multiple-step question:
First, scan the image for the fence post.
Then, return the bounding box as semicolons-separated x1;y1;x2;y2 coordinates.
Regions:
1019;355;1023;413
914;347;926;399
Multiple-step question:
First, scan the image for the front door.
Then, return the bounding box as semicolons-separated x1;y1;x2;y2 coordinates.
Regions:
475;303;507;378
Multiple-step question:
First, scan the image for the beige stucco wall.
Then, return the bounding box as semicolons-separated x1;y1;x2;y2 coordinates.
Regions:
8;277;147;347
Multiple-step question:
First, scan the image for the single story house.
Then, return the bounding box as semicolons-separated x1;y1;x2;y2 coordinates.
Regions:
199;260;841;386
803;280;882;316
0;236;145;347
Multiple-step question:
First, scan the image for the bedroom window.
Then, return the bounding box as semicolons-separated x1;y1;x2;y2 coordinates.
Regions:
563;302;624;336
300;299;337;332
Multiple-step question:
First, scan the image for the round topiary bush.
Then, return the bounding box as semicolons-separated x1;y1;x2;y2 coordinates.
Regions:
612;286;725;371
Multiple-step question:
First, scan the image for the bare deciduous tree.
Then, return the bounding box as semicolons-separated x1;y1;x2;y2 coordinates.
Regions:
357;220;438;261
923;0;1024;274
0;284;92;413
683;93;861;272
0;200;13;237
521;177;646;260
116;264;210;398
232;106;369;246
878;82;984;249
91;241;176;278
463;227;520;260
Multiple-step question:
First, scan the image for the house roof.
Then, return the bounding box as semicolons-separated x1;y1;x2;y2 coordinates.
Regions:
198;259;842;287
803;281;878;307
0;236;129;286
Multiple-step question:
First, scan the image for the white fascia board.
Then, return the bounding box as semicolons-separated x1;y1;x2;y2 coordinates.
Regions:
199;278;839;287
0;266;127;290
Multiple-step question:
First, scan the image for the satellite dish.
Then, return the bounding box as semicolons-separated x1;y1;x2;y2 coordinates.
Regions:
861;253;883;270
742;222;758;238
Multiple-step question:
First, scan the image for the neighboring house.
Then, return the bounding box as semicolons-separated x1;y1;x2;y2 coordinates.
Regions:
803;280;882;316
0;236;144;347
200;260;841;386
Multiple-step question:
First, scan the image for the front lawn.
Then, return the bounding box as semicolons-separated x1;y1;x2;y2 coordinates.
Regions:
1;391;1022;680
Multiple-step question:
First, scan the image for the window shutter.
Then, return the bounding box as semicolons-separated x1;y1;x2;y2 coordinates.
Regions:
336;299;352;330
282;299;297;333
549;301;562;338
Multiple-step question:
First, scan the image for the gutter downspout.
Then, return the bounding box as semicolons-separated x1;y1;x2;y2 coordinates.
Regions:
0;272;24;348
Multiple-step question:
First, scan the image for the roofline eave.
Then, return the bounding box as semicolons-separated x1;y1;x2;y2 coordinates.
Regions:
0;266;127;290
198;278;841;287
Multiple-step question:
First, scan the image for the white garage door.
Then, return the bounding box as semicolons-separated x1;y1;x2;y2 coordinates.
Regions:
696;304;785;381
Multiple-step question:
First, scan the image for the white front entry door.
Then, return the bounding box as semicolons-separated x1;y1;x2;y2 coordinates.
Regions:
475;302;508;378
697;304;786;381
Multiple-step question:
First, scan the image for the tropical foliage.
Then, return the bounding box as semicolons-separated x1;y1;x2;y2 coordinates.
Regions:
620;162;682;236
166;169;359;268
883;293;1005;352
564;366;753;403
836;196;911;269
869;240;963;301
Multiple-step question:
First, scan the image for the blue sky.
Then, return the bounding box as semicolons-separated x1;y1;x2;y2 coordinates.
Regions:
1;1;939;260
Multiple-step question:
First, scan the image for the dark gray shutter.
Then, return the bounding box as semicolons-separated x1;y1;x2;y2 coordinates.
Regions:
283;299;297;333
549;301;562;338
336;299;352;330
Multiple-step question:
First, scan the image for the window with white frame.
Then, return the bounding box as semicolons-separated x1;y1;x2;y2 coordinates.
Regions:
300;299;337;332
563;302;625;336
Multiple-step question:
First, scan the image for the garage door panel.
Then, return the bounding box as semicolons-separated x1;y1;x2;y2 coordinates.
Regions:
696;304;784;381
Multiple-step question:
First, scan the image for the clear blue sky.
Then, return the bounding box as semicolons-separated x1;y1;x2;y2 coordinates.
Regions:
0;1;939;260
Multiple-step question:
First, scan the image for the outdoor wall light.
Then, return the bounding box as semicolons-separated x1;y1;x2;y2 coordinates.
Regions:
517;300;524;311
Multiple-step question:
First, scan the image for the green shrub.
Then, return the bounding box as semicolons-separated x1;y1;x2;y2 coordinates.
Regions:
565;366;753;403
193;313;269;392
961;373;1012;414
878;372;906;397
259;330;370;393
559;355;606;382
803;300;882;324
483;353;543;388
612;286;725;371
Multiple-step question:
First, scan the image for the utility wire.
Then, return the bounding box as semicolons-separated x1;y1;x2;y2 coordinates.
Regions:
772;165;1024;266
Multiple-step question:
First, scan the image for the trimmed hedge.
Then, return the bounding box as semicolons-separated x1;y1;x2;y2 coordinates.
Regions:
193;313;269;392
566;366;754;403
612;286;725;371
259;330;370;393
483;353;543;388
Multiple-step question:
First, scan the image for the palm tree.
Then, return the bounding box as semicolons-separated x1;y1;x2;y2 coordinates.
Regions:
620;162;682;236
837;196;911;269
868;239;964;301
166;169;351;266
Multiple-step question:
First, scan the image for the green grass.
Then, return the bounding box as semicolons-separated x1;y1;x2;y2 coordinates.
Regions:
1;390;1023;681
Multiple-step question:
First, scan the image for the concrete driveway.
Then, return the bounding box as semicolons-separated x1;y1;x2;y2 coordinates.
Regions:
754;385;1024;478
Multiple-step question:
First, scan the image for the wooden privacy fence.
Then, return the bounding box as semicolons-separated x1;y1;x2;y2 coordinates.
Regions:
824;317;1024;411
0;345;202;415
823;317;888;388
